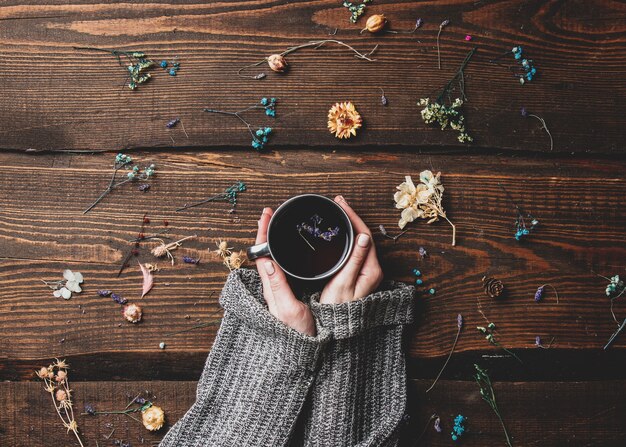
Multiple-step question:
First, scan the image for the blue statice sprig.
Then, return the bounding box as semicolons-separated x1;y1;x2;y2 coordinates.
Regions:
451;414;466;441
297;214;340;251
83;153;156;214
498;183;538;240
490;45;537;85
203;98;277;151
176;181;246;212
342;0;372;23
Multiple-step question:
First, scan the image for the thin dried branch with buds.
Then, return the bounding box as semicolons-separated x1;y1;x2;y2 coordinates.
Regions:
151;235;197;265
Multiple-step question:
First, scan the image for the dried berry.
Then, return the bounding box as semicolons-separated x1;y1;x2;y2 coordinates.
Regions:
362;14;387;33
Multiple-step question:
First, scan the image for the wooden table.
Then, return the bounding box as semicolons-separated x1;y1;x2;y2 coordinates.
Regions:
1;1;625;446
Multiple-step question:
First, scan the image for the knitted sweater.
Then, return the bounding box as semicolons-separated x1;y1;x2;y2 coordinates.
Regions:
159;269;415;447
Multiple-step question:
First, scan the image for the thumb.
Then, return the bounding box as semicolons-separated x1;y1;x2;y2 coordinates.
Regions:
337;233;370;283
262;260;299;310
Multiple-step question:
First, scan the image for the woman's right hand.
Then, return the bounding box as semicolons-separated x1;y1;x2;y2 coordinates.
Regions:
255;207;317;336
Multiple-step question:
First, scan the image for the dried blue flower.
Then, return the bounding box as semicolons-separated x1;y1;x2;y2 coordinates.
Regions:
135;397;146;405
418;246;427;258
415;18;424;29
297;215;340;245
166;118;180;128
111;293;128;305
434;416;442;433
84;403;96;415
451;414;466;441
176;181;246;212
97;290;112;297
138;183;151;192
534;286;544;302
182;256;200;265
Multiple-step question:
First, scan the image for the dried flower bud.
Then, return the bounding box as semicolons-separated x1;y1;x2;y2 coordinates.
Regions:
267;54;288;72
482;276;505;298
123;303;143;323
55;370;67;382
363;14;387;33
142;405;165;431
36;367;50;379
55;389;67;402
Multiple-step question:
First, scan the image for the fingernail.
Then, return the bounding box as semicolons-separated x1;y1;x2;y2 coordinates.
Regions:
336;195;345;203
261;207;269;216
264;260;275;275
357;233;370;247
257;219;261;228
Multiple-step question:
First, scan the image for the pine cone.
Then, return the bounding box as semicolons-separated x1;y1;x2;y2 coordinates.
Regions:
482;276;504;298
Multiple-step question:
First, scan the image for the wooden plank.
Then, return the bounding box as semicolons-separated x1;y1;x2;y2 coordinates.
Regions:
1;0;625;152
1;380;624;446
0;150;624;380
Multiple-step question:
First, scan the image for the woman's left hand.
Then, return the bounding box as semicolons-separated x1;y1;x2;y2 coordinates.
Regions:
319;195;384;305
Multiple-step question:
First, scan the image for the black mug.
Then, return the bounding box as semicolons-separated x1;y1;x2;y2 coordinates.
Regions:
246;194;354;280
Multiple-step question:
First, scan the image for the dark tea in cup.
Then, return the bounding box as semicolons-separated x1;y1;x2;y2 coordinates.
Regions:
246;194;354;280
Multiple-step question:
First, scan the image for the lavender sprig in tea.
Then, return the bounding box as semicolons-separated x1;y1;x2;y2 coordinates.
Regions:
297;214;340;251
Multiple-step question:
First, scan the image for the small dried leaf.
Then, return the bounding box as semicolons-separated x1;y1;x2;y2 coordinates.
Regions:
139;262;154;298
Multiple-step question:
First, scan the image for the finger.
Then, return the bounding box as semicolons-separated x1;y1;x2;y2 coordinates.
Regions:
262;260;300;315
335;195;378;264
336;233;371;284
254;208;277;314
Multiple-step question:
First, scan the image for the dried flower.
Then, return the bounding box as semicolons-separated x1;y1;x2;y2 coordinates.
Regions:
239;40;377;79
267;54;288;72
98;290;112;297
166;118;180;128
394;171;456;245
214;240;233;258
111;293;127;305
342;0;373;23
418;246;428;259
123;303;143;323
42;269;84;300
297;214;340;250
36;359;84;446
465;34;472;41
474;364;512;447
138;262;154;298
450;414;465;441
84;404;96;415
498;183;539;240
534;283;559;303
521;107;553;150
142;405;165;431
144;263;159;272
437;20;450;69
482;276;505;298
327;101;362;139
84;153;156;214
434;416;442;433
225;251;246;271
379;87;388;106
182;256;200;264
361;14;387;33
177;181;247;212
151;235;196;265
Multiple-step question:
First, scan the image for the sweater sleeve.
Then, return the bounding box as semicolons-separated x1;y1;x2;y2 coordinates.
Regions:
159;269;331;447
300;282;415;447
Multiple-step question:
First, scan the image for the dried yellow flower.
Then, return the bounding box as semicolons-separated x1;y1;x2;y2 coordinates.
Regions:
267;54;288;72
36;367;50;379
224;250;246;271
327;101;362;139
123;303;143;323
144;263;159;272
362;14;387;33
142;405;165;431
214;240;233;258
54;359;69;370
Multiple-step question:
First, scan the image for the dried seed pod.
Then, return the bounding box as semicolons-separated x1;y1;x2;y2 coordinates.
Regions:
267;54;288;72
482;276;504;298
362;14;387;33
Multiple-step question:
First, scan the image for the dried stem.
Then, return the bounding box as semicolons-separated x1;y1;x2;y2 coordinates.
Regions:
528;114;554;151
237;39;377;78
426;315;462;393
474;364;513;447
298;229;316;251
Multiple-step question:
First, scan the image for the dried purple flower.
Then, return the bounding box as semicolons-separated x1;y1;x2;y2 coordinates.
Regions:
111;293;128;305
182;256;200;265
520;107;528;118
434;416;442;433
135;397;146;405
418;246;428;259
415;18;424;29
535;336;542;347
166;118;180;128
84;403;96;415
379;88;388;106
98;290;112;297
534;286;544;302
457;313;463;329
534;284;559;303
138;184;151;192
440;19;450;27
297;215;340;243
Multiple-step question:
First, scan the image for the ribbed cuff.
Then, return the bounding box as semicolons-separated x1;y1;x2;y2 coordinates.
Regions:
220;269;331;369
308;281;415;339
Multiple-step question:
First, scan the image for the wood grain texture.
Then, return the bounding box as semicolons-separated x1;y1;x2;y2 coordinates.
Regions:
1;0;625;152
0;150;624;381
1;380;625;446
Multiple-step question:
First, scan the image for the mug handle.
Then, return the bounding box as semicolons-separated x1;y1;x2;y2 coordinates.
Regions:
246;242;271;261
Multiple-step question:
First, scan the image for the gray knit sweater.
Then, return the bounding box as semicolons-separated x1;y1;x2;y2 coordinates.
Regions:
159;269;414;447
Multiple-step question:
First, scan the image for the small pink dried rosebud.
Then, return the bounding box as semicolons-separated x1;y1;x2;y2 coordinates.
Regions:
123;303;143;323
55;370;67;382
267;54;288;72
55;389;67;402
362;14;387;33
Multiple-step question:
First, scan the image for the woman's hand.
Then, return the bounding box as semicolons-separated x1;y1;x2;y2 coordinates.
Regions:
319;195;384;304
255;207;317;336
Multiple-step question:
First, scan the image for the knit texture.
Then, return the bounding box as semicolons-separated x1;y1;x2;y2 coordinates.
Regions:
159;269;415;447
